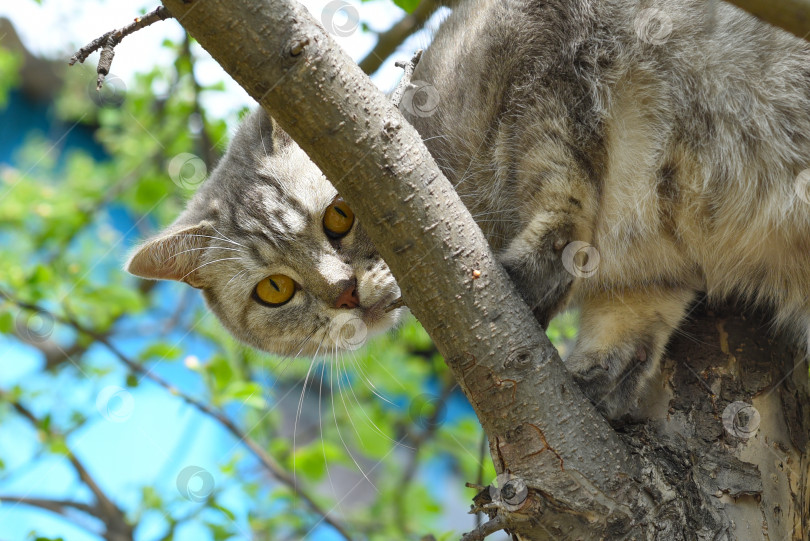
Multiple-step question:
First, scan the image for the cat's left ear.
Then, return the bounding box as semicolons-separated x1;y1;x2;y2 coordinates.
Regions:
124;222;213;289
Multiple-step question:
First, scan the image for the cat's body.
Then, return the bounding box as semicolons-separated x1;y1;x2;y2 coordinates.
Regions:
127;0;810;418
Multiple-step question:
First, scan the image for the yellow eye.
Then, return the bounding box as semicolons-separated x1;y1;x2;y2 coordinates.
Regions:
254;274;296;306
323;197;355;239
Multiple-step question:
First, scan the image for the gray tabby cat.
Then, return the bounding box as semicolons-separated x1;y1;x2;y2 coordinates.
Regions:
126;0;810;418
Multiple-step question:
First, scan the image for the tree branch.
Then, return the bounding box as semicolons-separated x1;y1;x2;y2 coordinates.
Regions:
357;0;443;75
0;495;98;518
158;0;667;537
0;289;353;541
2;397;134;541
69;6;173;88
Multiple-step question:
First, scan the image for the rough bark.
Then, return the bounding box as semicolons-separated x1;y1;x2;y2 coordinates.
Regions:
158;1;810;539
627;303;810;540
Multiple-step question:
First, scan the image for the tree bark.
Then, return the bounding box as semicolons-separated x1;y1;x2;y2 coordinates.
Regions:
158;0;810;538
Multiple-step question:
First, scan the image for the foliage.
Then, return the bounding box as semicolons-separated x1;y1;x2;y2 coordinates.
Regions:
0;2;579;540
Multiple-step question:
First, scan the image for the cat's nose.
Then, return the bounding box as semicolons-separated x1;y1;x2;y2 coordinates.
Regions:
334;278;359;309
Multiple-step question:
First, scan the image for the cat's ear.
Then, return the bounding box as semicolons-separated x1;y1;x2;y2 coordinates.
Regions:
125;222;213;289
230;108;292;163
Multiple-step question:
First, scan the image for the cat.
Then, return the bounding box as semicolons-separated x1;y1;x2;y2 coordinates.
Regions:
126;0;810;419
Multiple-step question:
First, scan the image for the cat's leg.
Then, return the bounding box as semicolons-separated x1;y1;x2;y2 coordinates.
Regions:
566;286;697;419
498;211;579;327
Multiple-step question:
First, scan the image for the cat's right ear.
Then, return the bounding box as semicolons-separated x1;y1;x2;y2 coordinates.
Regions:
124;223;213;289
230;108;291;163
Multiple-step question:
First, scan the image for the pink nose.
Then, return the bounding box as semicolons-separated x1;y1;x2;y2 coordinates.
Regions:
334;280;359;309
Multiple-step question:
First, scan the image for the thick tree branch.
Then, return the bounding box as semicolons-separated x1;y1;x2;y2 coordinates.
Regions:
158;0;668;538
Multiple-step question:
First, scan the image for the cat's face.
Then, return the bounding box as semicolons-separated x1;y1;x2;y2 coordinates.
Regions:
126;110;403;356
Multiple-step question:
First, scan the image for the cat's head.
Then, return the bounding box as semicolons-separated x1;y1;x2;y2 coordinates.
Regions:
125;109;403;356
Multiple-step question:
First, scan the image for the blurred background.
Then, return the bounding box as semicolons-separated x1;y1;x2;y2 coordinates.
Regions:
0;1;577;539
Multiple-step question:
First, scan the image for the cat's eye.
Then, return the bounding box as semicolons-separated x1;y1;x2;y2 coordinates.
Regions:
323;197;355;239
254;274;296;306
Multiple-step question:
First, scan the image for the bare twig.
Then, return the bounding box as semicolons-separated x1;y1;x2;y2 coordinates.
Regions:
460;514;508;541
358;0;444;75
0;289;354;541
475;432;487;528
68;6;173;89
2;397;135;540
394;378;455;534
0;496;98;518
389;49;422;108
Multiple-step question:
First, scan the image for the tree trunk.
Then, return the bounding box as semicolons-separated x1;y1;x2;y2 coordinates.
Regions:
623;303;810;540
158;1;809;538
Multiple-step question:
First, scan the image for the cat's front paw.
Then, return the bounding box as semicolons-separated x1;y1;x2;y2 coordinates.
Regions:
565;341;658;419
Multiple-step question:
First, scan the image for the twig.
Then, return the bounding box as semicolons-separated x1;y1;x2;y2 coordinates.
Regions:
393;379;456;534
460;514;508;541
2;398;134;539
389;49;423;108
68;6;173;89
0;496;98;518
475;432;488;528
358;0;443;75
0;289;354;541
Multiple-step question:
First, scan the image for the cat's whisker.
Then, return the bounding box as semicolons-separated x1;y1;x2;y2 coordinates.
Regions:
209;224;248;249
339;355;414;450
168;246;246;262
266;327;322;390
347;352;397;406
225;269;249;289
331;360;379;492
178;257;243;282
318;361;341;510
293;344;321;496
183;234;248;249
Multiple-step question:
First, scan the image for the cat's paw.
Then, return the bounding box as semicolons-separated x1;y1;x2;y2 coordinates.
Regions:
565;341;659;419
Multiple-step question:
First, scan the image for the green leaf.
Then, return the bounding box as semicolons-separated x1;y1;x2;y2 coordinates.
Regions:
0;311;13;334
392;0;421;13
139;342;182;362
221;381;267;409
